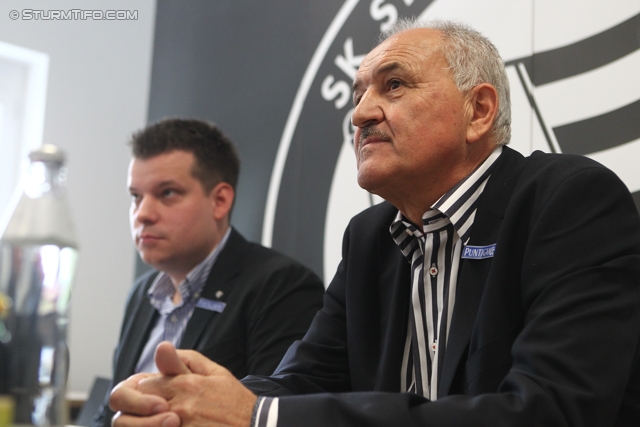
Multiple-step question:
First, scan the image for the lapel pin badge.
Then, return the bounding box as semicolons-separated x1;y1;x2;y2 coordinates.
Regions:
461;244;497;260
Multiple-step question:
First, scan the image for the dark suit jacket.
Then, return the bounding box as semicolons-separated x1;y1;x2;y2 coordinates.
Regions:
243;147;640;427
91;228;324;427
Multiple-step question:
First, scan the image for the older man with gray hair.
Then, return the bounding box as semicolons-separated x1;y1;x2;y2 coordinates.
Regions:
108;19;640;427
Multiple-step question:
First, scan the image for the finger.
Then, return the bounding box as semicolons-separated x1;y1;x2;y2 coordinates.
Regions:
177;349;226;376
110;374;169;415
155;341;190;375
112;410;181;427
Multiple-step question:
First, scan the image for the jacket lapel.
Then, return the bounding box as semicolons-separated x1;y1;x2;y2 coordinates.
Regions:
114;274;159;383
179;228;245;349
377;246;412;392
438;147;525;397
376;206;412;391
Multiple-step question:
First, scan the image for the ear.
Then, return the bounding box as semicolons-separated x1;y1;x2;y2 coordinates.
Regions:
465;83;499;144
208;182;235;221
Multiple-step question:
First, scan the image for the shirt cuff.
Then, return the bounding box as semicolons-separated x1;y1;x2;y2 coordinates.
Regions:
252;397;279;427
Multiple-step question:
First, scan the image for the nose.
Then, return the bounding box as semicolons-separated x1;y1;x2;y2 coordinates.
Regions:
351;90;383;129
132;196;158;225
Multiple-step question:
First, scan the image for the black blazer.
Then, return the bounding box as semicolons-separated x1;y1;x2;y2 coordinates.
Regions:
243;147;640;427
91;228;325;427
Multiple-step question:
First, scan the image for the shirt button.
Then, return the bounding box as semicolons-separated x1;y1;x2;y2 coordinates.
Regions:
170;315;178;323
431;341;438;351
429;264;438;277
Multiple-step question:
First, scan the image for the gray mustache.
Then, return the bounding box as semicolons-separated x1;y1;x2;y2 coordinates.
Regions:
359;126;391;144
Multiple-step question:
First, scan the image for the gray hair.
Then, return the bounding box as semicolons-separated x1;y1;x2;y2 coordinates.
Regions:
382;18;511;146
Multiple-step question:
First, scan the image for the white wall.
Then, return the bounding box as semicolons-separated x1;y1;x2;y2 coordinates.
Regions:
0;0;156;394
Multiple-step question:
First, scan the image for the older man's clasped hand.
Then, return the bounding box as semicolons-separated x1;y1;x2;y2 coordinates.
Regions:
110;341;257;427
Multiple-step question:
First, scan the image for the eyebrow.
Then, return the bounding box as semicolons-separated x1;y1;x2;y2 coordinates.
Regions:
128;179;179;193
352;61;405;93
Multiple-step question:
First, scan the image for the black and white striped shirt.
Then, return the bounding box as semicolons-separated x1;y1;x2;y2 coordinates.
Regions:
393;146;502;400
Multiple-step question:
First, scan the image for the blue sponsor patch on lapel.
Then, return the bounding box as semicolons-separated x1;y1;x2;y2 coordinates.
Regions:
195;298;226;313
461;244;496;260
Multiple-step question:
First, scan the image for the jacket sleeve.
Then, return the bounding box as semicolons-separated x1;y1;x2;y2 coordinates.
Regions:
243;259;326;376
